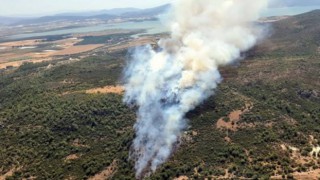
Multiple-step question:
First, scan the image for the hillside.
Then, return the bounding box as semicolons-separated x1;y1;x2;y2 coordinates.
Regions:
254;10;320;56
0;10;319;180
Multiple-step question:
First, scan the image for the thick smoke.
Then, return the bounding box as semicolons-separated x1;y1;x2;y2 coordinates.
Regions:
124;0;268;178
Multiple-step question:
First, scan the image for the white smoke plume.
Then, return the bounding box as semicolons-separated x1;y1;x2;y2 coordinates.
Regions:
123;0;269;178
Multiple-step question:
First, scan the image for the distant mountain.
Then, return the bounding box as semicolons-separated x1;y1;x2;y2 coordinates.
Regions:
14;14;116;25
122;4;170;18
56;8;141;17
11;4;170;26
0;16;29;25
101;8;141;16
281;0;320;7
269;0;320;8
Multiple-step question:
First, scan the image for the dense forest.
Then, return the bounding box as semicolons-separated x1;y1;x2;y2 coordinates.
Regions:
0;10;320;180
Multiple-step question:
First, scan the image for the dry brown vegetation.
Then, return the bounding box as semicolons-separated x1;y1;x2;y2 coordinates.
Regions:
271;136;320;180
271;169;320;180
61;86;124;96
65;154;80;162
85;86;124;95
210;169;237;179
0;39;41;47
53;44;103;56
0;37;102;69
0;167;21;180
0;58;53;69
71;139;89;148
174;176;189;180
89;160;117;180
216;103;253;131
0;33;158;70
292;169;320;180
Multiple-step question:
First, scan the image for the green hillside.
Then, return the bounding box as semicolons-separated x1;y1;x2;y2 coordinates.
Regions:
255;10;320;56
0;10;320;179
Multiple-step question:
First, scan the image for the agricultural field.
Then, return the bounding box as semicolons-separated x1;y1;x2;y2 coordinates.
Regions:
0;30;158;70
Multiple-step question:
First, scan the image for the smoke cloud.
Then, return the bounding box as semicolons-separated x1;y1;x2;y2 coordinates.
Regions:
123;0;269;178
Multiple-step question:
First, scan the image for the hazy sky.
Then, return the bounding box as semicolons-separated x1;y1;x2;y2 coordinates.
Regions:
1;0;320;17
279;0;320;7
0;0;173;16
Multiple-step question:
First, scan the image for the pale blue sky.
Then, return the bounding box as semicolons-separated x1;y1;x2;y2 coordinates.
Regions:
0;0;173;16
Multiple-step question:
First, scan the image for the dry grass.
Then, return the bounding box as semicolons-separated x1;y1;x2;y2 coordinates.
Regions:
0;35;154;69
210;169;237;179
65;154;80;162
53;44;103;56
271;169;320;180
216;103;253;131
174;176;189;180
61;86;124;97
89;160;117;180
0;58;53;69
0;39;41;47
0;167;21;180
71;139;89;148
0;37;102;69
0;50;55;62
271;141;320;179
85;86;124;95
292;169;320;180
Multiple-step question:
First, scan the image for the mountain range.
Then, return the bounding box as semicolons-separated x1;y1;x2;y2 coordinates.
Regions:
0;16;29;25
1;0;320;26
0;4;170;26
